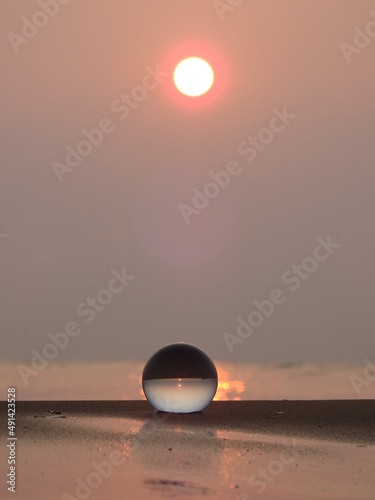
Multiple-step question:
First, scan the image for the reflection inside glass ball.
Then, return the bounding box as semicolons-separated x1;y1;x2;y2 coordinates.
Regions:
142;343;218;413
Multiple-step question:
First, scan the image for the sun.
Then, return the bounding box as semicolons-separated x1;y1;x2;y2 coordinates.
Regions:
173;57;214;97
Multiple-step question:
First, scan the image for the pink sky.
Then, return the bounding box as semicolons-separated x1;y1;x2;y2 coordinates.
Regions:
1;1;374;365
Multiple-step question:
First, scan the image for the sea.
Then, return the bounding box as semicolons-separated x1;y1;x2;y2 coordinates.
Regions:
1;361;374;400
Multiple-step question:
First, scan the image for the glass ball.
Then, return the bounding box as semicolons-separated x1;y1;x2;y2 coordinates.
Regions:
142;343;218;413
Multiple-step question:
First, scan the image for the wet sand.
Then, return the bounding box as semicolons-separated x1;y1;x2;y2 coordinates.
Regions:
1;400;374;499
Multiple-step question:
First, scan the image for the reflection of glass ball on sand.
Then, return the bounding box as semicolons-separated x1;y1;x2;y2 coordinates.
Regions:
142;343;218;413
134;415;220;494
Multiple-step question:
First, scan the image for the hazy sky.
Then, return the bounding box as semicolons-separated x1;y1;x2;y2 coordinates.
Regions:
1;0;374;364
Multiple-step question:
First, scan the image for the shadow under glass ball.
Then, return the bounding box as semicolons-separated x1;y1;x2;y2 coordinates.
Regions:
142;343;218;413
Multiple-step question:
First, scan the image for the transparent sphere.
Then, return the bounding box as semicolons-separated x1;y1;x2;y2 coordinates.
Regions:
142;343;218;413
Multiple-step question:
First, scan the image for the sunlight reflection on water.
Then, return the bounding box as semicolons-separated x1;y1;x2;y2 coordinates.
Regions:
0;361;374;400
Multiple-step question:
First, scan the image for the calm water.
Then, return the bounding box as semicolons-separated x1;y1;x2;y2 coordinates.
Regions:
0;361;374;400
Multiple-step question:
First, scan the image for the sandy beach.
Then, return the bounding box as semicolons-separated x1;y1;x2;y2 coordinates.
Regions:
1;400;374;499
